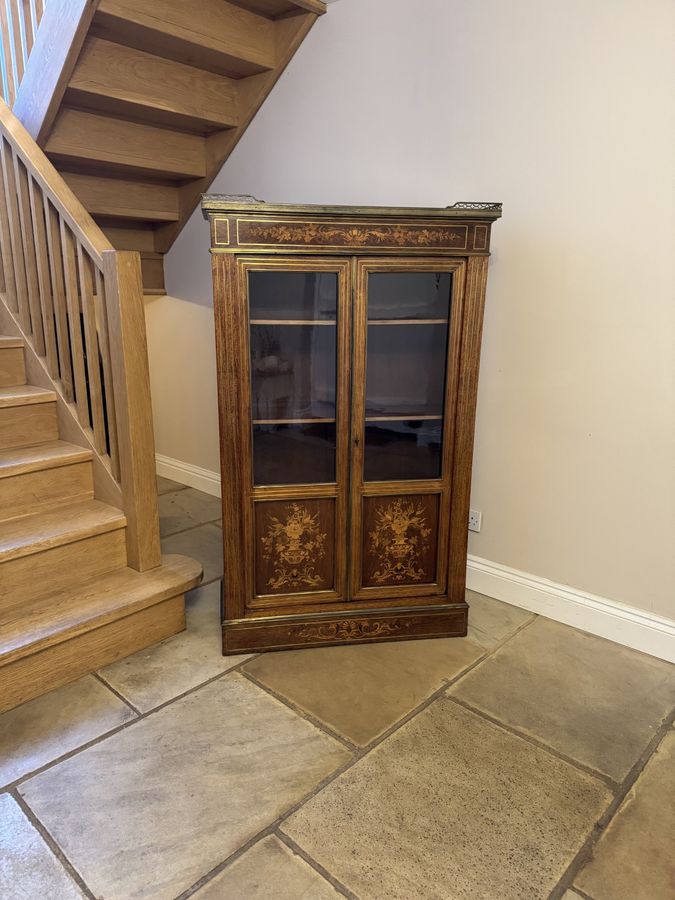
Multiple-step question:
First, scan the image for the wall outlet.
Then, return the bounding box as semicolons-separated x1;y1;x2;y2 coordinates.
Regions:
468;509;482;533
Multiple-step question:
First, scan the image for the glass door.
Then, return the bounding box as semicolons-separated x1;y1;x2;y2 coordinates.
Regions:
239;258;351;607
349;259;465;600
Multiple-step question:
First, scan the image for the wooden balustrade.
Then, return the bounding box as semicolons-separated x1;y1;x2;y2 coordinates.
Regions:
0;99;161;571
0;0;45;105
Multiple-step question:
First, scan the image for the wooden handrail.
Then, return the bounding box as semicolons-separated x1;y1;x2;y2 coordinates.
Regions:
0;0;45;106
0;98;161;571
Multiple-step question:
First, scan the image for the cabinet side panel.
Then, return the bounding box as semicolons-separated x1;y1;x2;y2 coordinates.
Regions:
448;255;490;602
213;253;251;621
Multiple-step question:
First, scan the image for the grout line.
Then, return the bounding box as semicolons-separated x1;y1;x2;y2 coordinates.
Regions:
2;658;259;795
160;519;222;540
176;747;367;900
92;671;142;717
564;888;594;900
11;789;97;900
239;668;359;753
548;702;675;900
445;694;618;790
275;829;358;898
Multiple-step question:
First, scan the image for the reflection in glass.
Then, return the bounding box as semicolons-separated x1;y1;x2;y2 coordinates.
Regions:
365;323;448;418
363;420;442;482
250;324;335;421
367;272;452;320
253;423;336;485
249;271;337;320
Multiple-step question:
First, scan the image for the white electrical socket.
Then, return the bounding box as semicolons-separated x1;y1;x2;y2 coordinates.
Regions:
468;509;482;533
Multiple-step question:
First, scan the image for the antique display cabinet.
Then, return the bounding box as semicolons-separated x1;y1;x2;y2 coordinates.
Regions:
202;196;502;654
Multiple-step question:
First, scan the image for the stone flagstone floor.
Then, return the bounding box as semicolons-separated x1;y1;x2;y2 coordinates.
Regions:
1;478;674;900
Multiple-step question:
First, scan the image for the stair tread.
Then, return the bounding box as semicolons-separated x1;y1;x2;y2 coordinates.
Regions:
0;385;57;408
0;441;93;478
0;336;24;349
0;499;126;564
0;554;203;665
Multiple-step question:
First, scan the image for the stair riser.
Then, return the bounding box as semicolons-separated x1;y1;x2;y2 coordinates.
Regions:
2;530;127;607
0;403;59;450
0;463;94;522
0;594;185;713
0;348;26;387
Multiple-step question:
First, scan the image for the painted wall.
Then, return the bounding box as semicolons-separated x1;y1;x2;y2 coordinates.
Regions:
152;0;675;619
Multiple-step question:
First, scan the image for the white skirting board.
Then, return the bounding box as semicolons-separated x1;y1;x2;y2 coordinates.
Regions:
153;455;675;664
467;555;675;664
155;454;221;498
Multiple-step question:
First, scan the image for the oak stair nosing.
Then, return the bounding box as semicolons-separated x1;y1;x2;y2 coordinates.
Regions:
0;441;93;478
0;499;126;564
0;337;24;349
0;554;203;666
0;385;57;408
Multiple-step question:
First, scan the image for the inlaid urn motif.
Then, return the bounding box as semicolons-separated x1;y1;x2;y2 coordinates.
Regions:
261;503;327;590
369;498;431;584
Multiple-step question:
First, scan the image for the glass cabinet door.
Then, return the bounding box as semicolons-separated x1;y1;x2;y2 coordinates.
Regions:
241;259;350;605
350;260;464;599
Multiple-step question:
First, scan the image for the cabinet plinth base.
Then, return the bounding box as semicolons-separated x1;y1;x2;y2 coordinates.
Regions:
222;603;468;655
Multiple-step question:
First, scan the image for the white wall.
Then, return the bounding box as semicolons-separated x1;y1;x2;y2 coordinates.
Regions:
153;0;675;620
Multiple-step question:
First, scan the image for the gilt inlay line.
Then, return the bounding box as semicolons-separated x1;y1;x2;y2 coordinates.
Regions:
261;503;327;590
369;498;431;584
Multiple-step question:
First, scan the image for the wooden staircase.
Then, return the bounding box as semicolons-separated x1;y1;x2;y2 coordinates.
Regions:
0;0;321;710
0;333;201;712
7;0;327;292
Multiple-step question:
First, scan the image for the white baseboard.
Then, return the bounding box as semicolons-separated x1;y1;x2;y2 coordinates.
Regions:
467;554;675;664
155;454;221;498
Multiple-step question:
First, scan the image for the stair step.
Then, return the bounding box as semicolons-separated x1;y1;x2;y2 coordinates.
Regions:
0;385;56;408
0;441;94;522
0;388;58;450
0;499;126;564
0;554;202;713
67;36;240;133
0;440;92;478
229;0;326;17
93;0;276;78
46;108;206;181
62;172;180;224
0;499;128;606
0;337;26;387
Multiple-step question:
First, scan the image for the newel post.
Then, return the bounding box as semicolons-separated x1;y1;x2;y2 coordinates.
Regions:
102;250;161;572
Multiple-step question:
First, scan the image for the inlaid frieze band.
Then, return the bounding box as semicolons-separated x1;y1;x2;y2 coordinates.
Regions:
236;218;469;251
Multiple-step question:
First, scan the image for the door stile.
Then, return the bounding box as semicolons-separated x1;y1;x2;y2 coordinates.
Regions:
214;252;254;625
447;254;489;604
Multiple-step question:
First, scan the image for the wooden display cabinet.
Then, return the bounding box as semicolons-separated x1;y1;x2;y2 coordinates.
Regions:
201;197;502;654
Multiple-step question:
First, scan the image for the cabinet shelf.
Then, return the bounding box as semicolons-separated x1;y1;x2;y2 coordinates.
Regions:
368;318;448;326
365;415;443;422
250;319;336;326
253;417;336;425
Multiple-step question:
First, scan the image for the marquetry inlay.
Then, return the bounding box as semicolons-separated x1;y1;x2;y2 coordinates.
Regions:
261;503;327;591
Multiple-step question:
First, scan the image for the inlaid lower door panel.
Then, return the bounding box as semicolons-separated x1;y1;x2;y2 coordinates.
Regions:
254;497;336;597
238;257;351;607
362;492;440;588
350;259;466;600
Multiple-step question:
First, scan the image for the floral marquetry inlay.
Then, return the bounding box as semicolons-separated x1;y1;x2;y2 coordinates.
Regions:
295;619;404;641
368;498;432;584
237;219;468;250
261;503;327;591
